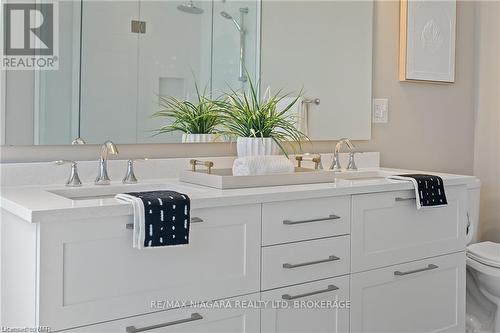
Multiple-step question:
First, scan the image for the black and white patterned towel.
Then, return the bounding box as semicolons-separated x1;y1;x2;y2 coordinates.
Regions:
115;191;190;249
387;174;448;209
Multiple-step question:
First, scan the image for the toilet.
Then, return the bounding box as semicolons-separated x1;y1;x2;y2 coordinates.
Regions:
466;180;500;332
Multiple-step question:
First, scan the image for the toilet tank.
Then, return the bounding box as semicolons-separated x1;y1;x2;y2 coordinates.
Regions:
467;179;481;244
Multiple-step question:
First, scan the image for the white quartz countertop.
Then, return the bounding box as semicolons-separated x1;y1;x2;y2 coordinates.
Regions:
0;168;478;223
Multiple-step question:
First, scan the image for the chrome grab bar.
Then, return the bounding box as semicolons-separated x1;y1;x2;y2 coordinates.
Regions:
395;197;416;202
282;285;338;301
126;217;204;230
394;264;438;276
283;214;340;225
125;313;203;333
283;255;340;269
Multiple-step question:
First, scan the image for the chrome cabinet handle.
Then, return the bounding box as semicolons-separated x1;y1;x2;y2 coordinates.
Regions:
283;214;340;225
394;264;438;276
125;313;203;333
282;285;339;300
126;217;204;229
283;255;340;269
395;197;416;202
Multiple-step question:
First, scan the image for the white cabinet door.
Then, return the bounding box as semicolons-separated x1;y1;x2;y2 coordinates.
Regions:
65;294;260;333
351;185;467;272
39;204;261;330
261;276;350;333
350;252;465;333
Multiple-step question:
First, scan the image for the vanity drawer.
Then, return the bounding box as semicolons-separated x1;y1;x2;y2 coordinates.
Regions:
261;276;350;333
64;294;260;333
350;252;465;333
262;196;350;245
262;235;350;290
38;204;261;331
351;185;468;272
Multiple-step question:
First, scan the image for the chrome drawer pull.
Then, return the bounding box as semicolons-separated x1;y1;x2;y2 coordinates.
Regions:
394;264;439;276
395;197;416;202
282;284;339;300
283;255;340;269
283;214;340;225
125;313;203;333
126;217;204;229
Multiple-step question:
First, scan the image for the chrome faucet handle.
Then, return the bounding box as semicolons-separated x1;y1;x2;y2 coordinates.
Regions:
54;160;82;187
346;151;362;171
123;158;147;184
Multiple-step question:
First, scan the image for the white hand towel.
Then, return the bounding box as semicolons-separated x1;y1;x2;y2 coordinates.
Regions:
276;96;307;136
115;194;145;249
232;155;294;176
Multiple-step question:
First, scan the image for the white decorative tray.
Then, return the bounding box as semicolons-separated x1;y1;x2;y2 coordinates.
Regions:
180;167;335;189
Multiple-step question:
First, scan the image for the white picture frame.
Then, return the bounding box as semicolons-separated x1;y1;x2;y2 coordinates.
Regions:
399;0;456;83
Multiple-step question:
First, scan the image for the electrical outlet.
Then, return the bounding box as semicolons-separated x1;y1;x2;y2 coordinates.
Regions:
372;98;389;123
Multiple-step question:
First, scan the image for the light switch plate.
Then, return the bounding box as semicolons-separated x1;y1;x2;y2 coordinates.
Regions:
372;98;389;123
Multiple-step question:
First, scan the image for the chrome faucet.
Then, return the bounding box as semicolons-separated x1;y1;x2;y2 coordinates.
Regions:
330;138;356;171
95;140;119;185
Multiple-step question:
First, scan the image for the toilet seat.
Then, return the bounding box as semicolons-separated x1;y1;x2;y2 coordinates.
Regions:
467;241;500;269
467;256;500;278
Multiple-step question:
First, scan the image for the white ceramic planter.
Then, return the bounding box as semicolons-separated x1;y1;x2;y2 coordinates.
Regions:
236;137;280;157
182;134;215;143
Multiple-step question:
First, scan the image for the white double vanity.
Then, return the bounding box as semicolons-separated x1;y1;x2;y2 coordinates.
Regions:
0;156;479;333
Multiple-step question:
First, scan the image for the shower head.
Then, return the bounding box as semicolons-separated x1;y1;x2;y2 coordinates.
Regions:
220;11;242;31
177;1;204;14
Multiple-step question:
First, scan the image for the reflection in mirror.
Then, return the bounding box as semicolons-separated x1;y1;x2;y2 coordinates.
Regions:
1;0;259;145
2;0;81;145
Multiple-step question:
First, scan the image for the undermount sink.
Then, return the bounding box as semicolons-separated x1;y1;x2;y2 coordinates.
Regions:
47;183;203;201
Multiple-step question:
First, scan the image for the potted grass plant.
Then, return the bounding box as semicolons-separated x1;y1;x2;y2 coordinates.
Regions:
217;76;307;157
153;84;223;143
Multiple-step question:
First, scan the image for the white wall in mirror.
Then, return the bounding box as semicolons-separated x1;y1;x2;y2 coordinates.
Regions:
260;0;373;140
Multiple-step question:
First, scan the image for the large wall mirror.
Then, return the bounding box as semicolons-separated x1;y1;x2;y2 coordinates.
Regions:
1;0;373;146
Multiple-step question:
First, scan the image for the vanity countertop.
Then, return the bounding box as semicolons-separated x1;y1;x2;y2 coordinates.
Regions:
0;168;478;223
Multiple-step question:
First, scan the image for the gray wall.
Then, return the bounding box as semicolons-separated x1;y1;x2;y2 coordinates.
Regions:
474;1;500;242
1;0;478;178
